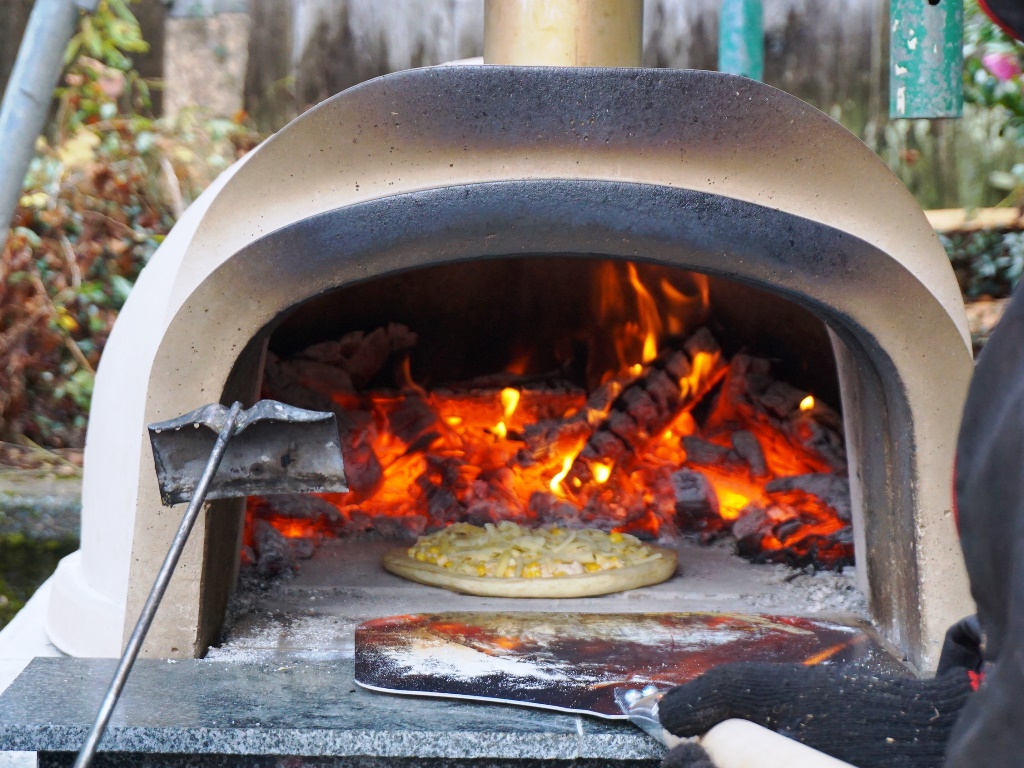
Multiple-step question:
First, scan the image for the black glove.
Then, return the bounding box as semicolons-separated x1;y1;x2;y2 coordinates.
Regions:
661;741;716;768
936;615;983;677
657;661;971;768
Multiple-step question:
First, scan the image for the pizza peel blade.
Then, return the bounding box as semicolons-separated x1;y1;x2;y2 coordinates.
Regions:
353;611;903;719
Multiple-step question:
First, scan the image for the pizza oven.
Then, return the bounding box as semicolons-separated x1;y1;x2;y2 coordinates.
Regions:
41;9;972;675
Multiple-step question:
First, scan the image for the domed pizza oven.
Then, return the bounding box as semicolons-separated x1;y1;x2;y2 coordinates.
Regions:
43;61;971;672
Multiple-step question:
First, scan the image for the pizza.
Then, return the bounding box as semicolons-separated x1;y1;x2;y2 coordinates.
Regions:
382;520;678;598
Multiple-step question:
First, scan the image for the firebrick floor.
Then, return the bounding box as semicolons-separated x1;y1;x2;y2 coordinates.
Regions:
214;537;870;661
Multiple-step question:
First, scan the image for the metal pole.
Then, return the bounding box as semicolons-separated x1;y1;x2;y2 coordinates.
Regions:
484;0;644;67
72;401;244;768
890;0;963;118
0;0;99;255
719;0;764;81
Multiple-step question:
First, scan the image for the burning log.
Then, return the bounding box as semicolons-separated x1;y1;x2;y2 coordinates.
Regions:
730;494;854;570
518;380;621;464
704;354;848;475
791;418;848;474
569;328;726;483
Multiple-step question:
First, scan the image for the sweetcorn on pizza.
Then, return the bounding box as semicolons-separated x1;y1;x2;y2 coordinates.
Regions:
383;521;678;598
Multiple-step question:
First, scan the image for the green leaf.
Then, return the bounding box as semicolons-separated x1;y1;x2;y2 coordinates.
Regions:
81;17;103;59
64;38;81;66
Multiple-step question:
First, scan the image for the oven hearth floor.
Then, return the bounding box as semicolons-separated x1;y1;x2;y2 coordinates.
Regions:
215;537;869;661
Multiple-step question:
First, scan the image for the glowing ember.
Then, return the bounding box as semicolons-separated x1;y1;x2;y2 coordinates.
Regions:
248;263;853;572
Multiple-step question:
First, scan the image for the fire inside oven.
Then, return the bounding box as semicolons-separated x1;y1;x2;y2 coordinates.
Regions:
240;257;853;583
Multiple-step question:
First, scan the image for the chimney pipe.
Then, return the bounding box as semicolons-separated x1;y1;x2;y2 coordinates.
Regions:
484;0;644;67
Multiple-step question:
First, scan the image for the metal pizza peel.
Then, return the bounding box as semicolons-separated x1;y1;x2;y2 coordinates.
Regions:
353;611;905;719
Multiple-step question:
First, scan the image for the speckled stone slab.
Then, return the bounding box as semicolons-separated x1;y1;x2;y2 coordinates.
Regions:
0;658;661;767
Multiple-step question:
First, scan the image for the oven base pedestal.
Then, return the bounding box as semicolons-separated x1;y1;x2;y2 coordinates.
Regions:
1;658;662;765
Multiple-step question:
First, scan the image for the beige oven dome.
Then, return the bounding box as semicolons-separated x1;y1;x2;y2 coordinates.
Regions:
45;65;972;669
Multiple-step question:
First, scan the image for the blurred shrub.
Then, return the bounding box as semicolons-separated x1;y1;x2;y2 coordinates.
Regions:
0;1;260;449
941;229;1024;298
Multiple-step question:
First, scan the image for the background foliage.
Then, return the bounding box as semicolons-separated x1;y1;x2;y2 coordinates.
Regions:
2;2;1024;455
963;0;1024;204
0;1;259;451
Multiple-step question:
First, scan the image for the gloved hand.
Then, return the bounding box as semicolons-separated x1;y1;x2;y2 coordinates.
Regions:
660;742;716;768
655;662;970;768
654;616;983;768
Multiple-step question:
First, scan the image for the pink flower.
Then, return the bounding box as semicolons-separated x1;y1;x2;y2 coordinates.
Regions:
983;52;1022;81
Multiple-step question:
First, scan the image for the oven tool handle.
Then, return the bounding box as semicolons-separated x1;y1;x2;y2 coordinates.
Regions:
73;400;243;768
74;399;348;768
616;687;856;767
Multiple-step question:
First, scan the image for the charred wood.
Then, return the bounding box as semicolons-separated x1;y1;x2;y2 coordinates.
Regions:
251;494;342;526
681;435;735;467
529;491;583;528
341;434;383;496
292;323;417;388
671;468;720;528
792;417;848;474
465;467;527;526
766;473;852;522
271;359;355;398
731;504;769;542
252;519;295;577
388;395;438;445
731;430;768;477
416;456;466;526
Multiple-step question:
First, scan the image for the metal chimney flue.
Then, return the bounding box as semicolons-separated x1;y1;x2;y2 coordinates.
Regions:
484;0;643;67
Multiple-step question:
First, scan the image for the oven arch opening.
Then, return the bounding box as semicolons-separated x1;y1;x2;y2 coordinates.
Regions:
126;180;967;669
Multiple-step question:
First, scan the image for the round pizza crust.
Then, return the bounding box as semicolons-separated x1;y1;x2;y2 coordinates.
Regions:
382;544;678;598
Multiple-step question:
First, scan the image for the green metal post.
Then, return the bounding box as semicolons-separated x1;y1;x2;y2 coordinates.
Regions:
890;0;963;118
719;0;764;81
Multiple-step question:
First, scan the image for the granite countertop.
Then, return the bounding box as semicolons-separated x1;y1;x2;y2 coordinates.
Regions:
0;657;663;762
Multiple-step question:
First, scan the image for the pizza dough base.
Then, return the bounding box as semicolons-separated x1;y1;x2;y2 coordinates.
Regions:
382;544;678;598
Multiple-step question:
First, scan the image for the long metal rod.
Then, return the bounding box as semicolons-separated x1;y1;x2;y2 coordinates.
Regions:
73;401;244;768
0;0;99;254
